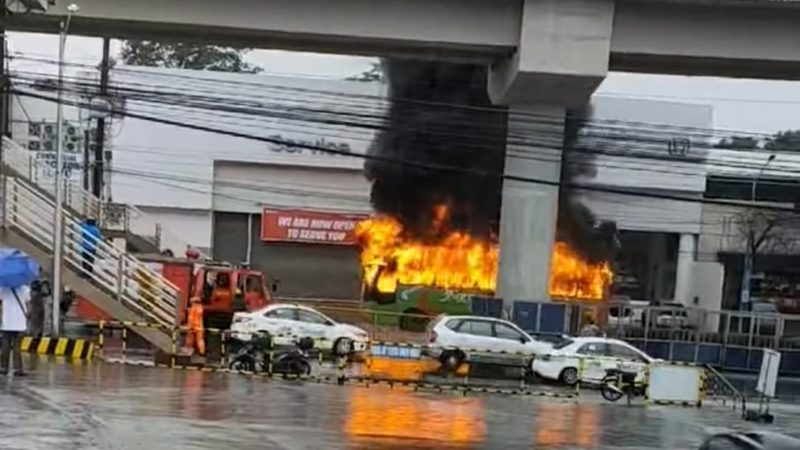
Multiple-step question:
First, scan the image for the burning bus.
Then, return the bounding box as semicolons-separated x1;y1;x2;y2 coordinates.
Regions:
355;206;613;328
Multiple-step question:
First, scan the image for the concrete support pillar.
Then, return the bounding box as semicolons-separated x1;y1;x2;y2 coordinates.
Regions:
674;233;696;305
489;0;614;309
496;105;564;303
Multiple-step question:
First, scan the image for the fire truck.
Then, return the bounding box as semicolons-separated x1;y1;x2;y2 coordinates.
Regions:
73;255;275;329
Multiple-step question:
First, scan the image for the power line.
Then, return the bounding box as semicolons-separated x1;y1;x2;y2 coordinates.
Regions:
12;72;800;180
13;88;798;216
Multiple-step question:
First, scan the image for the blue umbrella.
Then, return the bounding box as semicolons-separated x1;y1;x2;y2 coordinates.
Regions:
0;248;40;288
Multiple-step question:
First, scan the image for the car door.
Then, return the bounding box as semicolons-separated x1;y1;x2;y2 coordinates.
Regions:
258;306;298;343
453;319;495;351
243;273;266;311
492;321;531;354
606;343;649;381
295;308;335;344
575;341;607;382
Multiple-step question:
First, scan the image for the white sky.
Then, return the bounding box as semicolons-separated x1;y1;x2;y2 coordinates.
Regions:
8;32;800;135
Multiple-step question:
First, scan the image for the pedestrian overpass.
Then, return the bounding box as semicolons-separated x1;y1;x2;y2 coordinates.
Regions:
0;136;177;353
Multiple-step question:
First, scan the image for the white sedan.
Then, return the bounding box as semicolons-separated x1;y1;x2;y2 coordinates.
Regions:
532;337;654;385
230;304;369;354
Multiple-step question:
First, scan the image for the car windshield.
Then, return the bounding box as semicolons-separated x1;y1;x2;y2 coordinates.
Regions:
552;338;574;350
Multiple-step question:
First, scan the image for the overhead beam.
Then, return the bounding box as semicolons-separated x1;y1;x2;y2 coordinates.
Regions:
611;1;800;79
1;0;519;63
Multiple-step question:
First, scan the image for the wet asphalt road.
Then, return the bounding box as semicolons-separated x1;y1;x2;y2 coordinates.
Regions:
2;357;800;450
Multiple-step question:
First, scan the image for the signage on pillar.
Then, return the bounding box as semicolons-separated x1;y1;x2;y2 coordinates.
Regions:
261;208;368;245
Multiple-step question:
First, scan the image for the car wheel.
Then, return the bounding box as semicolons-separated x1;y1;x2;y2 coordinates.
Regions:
333;337;353;357
229;356;255;372
559;367;579;386
438;349;466;373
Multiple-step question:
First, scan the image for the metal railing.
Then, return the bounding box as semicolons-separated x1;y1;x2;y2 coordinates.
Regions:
2;136;102;220
1;174;179;329
3;136;205;257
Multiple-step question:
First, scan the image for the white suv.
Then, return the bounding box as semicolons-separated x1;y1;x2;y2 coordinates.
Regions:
426;315;553;356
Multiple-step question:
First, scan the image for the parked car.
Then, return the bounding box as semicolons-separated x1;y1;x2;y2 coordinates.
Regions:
425;315;553;359
532;336;655;385
607;300;649;328
230;304;369;354
651;303;690;328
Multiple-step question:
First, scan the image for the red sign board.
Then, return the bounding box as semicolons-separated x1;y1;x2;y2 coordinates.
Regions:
261;209;366;245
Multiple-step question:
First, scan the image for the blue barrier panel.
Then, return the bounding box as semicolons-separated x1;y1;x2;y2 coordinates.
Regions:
645;342;670;360
627;339;646;352
671;342;697;363
748;350;763;372
512;301;540;333
471;296;503;318
696;344;722;365
539;304;566;334
780;350;800;376
723;347;749;370
370;345;422;360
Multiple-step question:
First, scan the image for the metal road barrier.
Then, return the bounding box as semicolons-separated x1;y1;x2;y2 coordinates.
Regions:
83;319;724;405
19;336;95;360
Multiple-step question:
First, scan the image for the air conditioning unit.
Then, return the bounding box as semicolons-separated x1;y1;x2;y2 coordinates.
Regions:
27;141;41;151
28;122;42;137
42;139;54;151
17;0;50;12
43;123;55;136
65;141;77;153
65;125;77;136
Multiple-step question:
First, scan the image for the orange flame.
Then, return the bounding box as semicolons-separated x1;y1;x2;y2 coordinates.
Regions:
355;207;612;300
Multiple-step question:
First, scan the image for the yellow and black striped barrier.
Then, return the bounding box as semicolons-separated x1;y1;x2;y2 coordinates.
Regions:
99;355;577;399
20;336;95;360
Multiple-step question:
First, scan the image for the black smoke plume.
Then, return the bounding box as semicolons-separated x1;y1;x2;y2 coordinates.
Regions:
366;59;616;262
558;108;619;263
364;60;506;240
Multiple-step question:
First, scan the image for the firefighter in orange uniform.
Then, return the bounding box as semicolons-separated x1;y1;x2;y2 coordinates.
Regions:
185;296;206;356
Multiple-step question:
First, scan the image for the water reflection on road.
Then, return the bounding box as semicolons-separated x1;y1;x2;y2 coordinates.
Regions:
2;357;799;449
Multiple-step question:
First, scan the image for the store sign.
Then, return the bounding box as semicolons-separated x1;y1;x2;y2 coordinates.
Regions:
268;135;353;157
261;209;366;245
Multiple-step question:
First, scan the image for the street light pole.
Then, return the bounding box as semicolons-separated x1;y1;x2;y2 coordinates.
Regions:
740;153;776;309
51;3;79;337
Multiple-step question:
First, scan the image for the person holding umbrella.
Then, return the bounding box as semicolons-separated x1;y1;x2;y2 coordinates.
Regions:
0;249;39;376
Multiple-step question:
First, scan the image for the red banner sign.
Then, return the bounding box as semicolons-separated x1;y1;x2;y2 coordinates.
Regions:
261;209;366;245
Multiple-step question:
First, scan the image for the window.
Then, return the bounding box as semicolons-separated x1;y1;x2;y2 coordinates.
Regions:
444;319;462;331
245;275;264;294
297;309;331;325
215;272;231;289
458;320;493;337
264;308;296;320
607;344;643;361
576;342;605;356
494;322;527;342
553;338;574;350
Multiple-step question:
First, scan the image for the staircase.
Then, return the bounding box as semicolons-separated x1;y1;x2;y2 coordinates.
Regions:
0;138;182;354
1;137;203;257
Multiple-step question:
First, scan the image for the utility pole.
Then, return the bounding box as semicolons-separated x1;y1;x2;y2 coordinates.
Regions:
740;153;776;309
93;37;110;199
52;3;80;337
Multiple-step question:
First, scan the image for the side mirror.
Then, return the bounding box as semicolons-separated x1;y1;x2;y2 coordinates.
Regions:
519;337;527;344
271;283;278;293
